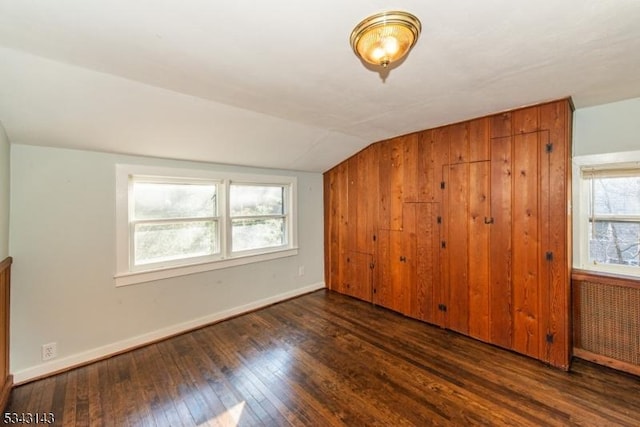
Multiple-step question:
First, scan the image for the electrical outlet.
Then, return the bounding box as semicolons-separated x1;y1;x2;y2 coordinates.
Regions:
42;342;57;361
298;265;305;276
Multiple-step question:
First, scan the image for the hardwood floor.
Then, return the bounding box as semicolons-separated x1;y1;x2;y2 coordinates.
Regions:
6;290;640;426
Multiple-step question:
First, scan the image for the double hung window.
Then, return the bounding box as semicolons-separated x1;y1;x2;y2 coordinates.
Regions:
575;156;640;276
116;165;297;286
583;169;640;268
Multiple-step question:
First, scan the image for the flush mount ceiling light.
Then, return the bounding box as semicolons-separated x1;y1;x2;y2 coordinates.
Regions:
350;10;421;68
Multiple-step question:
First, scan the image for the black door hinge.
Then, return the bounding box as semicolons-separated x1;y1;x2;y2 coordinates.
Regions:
441;241;446;249
373;234;377;242
438;304;448;312
437;216;442;224
440;181;446;189
546;333;554;344
545;251;553;261
545;143;553;153
369;263;375;269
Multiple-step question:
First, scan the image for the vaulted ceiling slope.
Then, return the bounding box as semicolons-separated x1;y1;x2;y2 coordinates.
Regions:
1;1;639;172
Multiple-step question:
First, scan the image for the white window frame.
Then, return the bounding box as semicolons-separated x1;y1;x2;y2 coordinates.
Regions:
115;164;298;287
228;182;291;256
573;151;640;277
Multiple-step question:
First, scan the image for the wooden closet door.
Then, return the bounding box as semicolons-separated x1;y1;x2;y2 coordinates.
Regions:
374;227;414;314
413;203;441;324
490;136;513;349
344;252;373;302
468;161;491;341
325;162;349;294
446;163;470;334
512;131;543;359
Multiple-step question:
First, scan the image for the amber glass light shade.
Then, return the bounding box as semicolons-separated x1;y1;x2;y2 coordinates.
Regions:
350;11;421;68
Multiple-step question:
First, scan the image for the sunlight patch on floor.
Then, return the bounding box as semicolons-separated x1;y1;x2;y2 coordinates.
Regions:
200;401;246;426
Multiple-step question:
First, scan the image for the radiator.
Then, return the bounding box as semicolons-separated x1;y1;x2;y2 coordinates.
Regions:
573;270;640;375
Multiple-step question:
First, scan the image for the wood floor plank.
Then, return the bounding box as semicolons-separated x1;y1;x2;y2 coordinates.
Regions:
6;290;640;426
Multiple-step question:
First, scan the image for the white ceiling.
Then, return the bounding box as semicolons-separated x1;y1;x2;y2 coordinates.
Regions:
1;0;639;172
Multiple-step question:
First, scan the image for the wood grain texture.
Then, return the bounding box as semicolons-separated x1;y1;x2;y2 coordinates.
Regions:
374;229;392;309
403;133;419;203
540;101;572;369
0;256;12;412
347;156;359;253
389;137;405;231
344;252;372;302
512;132;540;359
469;117;490;162
446;163;470;334
449;122;469;164
490;136;513;349
362;145;379;255
468;161;491;341
378;139;392;230
7;290;640;427
324;99;572;371
414;202;440;324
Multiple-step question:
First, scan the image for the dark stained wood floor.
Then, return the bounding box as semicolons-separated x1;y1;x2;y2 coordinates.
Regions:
6;290;640;426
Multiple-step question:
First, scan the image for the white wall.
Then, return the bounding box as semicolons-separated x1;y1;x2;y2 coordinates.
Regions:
10;144;325;382
573;97;640;156
0;123;8;260
572;96;640;266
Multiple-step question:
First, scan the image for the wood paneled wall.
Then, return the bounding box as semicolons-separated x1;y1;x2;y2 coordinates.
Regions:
0;257;12;410
324;99;573;369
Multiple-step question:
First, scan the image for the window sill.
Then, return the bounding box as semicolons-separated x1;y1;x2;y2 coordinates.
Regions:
114;247;299;287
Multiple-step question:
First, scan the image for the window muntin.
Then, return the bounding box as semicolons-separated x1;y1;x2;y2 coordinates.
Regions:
115;164;298;286
230;184;288;253
586;173;640;268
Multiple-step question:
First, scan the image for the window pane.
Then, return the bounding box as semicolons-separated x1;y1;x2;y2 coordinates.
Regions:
593;177;640;215
134;182;216;220
230;185;284;216
589;221;640;266
134;221;218;265
232;218;285;252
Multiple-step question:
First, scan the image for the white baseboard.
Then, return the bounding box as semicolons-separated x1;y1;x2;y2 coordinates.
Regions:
13;282;325;384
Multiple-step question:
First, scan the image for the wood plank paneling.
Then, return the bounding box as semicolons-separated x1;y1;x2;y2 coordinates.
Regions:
469;117;490;162
390;228;413;315
447;163;470;334
491;112;512;139
512;132;540;359
362;144;380;255
490;136;513;349
449;122;470;164
1;257;12;412
513;106;539;134
378;140;392;230
374;229;392;309
336;162;349;294
417;129;434;202
390;137;405;231
414;203;440;324
324;99;572;371
347;156;358;253
540;101;571;369
468;161;491;341
344;252;373;302
323;173;331;288
403;133;419;203
437;165;450;327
